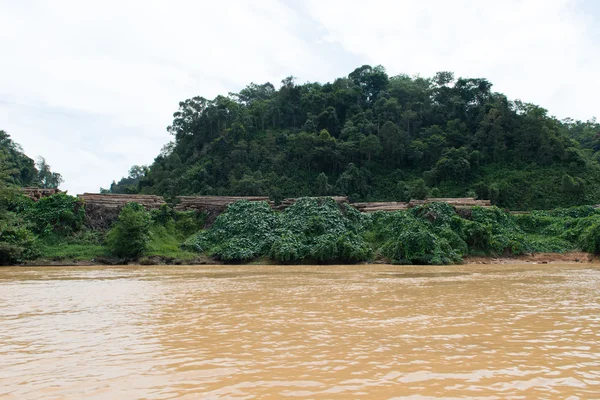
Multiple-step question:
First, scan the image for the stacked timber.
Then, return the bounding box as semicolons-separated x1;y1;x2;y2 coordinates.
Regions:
351;202;409;213
425;197;492;207
21;187;62;201
77;193;166;210
273;196;349;211
77;193;166;230
350;198;491;213
175;196;273;212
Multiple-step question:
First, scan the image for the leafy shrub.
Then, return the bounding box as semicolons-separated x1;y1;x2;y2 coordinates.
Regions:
184;200;278;261
550;206;598;219
25;193;84;236
184;198;371;263
182;231;210;253
577;218;600;254
468;206;531;255
527;235;575;253
5;193;34;213
183;199;600;264
0;217;39;264
173;211;206;236
150;204;176;225
151;205;206;237
269;233;307;262
106;203;151;258
270;198;371;263
370;210;463;265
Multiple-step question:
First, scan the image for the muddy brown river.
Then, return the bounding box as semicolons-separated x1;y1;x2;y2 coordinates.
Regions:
1;264;599;399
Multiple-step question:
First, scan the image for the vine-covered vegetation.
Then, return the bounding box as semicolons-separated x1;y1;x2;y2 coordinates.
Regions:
179;198;600;265
107;66;600;211
3;187;600;265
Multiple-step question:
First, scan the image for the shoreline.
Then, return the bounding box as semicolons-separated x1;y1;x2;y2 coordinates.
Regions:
8;251;597;267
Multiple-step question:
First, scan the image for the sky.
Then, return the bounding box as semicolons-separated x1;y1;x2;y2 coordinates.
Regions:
1;0;599;195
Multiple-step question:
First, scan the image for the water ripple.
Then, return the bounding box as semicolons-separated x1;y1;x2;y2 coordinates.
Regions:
1;264;599;399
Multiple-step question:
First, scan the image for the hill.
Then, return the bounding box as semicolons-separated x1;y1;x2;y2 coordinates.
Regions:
104;66;597;209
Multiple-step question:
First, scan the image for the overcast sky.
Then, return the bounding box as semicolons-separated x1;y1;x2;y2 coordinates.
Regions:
1;0;599;195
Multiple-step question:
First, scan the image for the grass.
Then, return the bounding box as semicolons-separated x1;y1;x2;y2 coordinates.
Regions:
144;224;199;261
37;242;107;260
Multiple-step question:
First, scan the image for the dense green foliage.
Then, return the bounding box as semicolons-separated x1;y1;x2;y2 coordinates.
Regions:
184;200;278;261
0;129;67;264
4;190;600;265
0;130;62;188
107;66;599;210
0;152;39;264
184;198;371;263
182;199;600;265
270;198;371;263
24;193;84;236
367;203;465;264
105;203;152;258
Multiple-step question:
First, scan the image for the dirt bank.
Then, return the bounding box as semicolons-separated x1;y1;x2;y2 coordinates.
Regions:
463;252;596;264
13;252;598;267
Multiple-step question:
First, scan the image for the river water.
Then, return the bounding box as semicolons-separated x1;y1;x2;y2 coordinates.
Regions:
1;264;599;399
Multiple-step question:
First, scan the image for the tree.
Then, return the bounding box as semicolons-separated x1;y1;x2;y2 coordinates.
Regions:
0;130;38;185
349;65;389;105
408;179;429;200
316;173;331;196
36;157;63;188
360;135;382;162
106;203;151;258
379;121;407;167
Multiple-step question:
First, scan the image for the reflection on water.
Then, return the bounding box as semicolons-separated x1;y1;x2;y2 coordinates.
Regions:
1;264;599;399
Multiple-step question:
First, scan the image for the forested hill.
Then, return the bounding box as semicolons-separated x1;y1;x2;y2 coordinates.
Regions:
0;130;62;188
108;65;600;210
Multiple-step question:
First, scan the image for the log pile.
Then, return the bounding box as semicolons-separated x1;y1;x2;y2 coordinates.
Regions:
351;202;409;213
20;187;62;201
424;197;492;207
350;198;491;213
77;193;166;210
273;196;349;211
174;196;273;212
77;193;166;230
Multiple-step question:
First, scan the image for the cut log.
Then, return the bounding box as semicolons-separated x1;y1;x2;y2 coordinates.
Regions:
20;187;62;201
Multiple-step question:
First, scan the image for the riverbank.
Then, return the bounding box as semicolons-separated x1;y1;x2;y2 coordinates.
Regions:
6;194;600;267
463;251;595;264
16;251;598;267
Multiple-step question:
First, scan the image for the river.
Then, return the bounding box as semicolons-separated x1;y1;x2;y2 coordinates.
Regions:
1;264;599;399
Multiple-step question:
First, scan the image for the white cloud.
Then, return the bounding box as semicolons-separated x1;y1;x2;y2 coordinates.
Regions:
305;0;599;121
0;0;598;194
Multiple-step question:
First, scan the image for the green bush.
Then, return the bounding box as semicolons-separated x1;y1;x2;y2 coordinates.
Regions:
370;210;463;265
184;198;371;263
577;218;600;254
270;198;371;263
0;216;39;264
173;211;206;236
25;193;84;236
106;203;151;258
183;200;278;261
